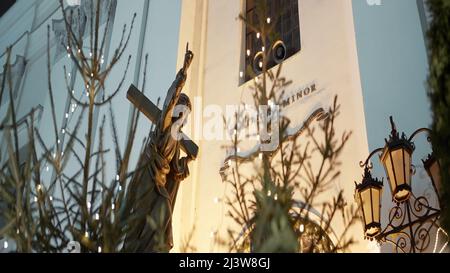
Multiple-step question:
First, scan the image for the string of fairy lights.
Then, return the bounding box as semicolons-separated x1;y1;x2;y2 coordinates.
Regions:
238;17;272;81
1;44;120;253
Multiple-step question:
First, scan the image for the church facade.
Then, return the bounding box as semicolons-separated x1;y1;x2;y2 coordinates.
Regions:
0;0;435;253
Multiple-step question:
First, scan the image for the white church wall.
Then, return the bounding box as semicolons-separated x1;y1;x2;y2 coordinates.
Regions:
175;0;373;252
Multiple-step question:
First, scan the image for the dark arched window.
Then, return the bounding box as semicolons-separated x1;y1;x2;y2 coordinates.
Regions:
243;0;301;82
0;0;16;17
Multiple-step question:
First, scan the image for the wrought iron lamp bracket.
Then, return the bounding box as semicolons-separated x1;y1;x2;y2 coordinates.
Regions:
375;194;440;253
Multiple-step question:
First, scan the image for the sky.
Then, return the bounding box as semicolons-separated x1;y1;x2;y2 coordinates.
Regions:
352;0;431;151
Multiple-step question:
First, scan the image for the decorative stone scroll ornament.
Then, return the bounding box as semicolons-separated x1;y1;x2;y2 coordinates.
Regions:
219;108;328;180
0;55;26;107
52;0;117;58
52;5;86;59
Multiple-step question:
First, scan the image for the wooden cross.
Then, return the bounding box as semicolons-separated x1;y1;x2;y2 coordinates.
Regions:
127;84;199;159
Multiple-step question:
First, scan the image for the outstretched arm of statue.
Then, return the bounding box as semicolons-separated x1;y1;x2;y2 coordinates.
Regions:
160;44;194;131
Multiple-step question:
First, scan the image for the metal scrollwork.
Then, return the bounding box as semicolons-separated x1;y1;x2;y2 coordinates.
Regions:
375;195;440;253
357;119;442;253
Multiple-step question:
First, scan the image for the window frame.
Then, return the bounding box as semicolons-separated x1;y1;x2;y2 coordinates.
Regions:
241;0;301;84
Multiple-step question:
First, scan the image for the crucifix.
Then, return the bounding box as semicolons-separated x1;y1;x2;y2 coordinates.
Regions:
126;84;199;159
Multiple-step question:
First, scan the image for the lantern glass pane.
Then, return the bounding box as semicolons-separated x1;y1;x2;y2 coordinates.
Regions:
430;161;441;191
392;149;405;186
383;153;396;194
361;189;372;225
404;149;412;185
372;188;380;224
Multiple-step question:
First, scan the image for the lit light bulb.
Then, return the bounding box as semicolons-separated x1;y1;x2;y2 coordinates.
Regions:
68;72;71;77
58;139;61;144
259;61;263;68
49;196;53;201
37;184;42;191
266;17;271;24
274;194;278;201
66;113;69;119
98;246;102;253
239;71;244;78
62;128;66;134
95;213;100;220
3;241;8;249
246;49;251;56
116;174;120;181
299;224;305;233
256;32;260;39
267;190;272;197
84;231;89;238
111;203;115;210
87;202;91;209
262;46;265;52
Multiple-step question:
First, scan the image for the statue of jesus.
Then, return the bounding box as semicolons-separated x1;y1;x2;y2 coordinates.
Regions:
123;46;195;253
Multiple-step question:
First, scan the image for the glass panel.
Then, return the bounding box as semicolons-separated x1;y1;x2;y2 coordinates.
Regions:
383;153;396;194
404;150;412;185
392;149;405;186
243;0;301;82
372;188;380;224
361;189;372;225
431;161;441;191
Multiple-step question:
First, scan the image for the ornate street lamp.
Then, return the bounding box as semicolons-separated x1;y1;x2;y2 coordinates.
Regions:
355;167;383;239
355;116;442;253
380;117;414;203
